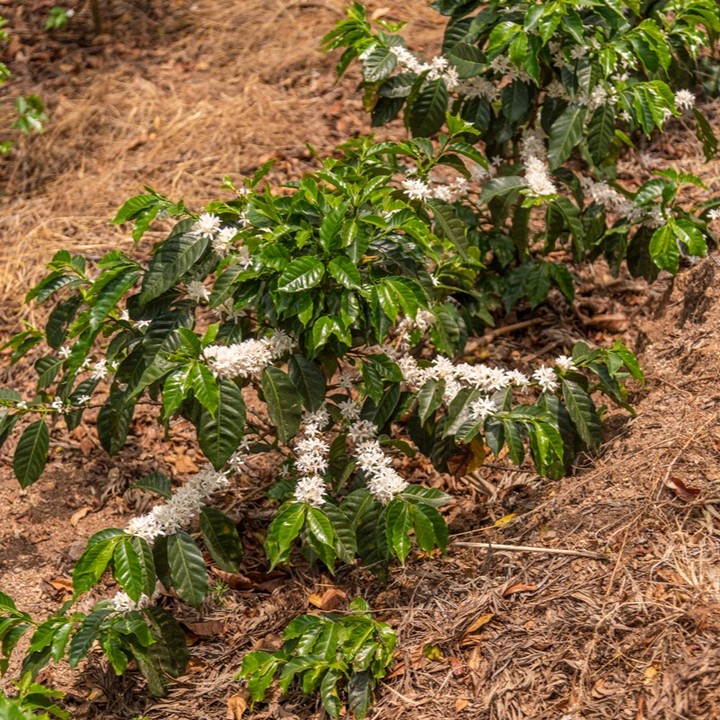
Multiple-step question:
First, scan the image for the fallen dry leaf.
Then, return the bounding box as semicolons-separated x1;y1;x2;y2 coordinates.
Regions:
308;587;347;611
463;613;494;636
665;476;701;503
454;698;469;712
182;620;225;637
70;506;92;527
227;691;248;720
211;568;287;593
503;583;539;596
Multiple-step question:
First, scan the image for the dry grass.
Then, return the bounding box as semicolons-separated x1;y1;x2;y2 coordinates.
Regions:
0;0;438;326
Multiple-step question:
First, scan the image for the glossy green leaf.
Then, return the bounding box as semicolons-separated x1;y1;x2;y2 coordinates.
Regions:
167;530;208;608
12;420;49;488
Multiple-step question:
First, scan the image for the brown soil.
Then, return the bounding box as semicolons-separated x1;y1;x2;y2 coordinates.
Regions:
1;2;719;720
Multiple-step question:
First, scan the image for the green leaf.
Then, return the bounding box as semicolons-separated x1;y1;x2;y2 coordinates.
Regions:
133;471;172;498
547;106;587;169
112;193;157;225
97;402;134;455
319;203;350;252
73;535;124;595
501;80;530;124
478;176;526;204
288;355;327;412
132;536;157;597
673;219;706;258
198;378;246;469
649;223;678;273
348;670;374;720
306;507;335;548
407;79;449;138
12;419;49;488
200;507;244;572
265;502;307;569
428;200;467;259
145;606;190;677
320;667;343;718
167;530;208;608
693;108;718;161
190;362;220;416
68;609;113;667
262;367;303;443
587;105;615;166
277;256;325;293
112;538;144;602
417;379;445;425
385;499;412;563
327;256;361;289
140;228;209;305
362;45;397;82
561;379;601;451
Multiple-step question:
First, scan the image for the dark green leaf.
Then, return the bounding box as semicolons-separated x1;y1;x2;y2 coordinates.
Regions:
262;367;303;443
167;530;208;608
200;507;244;572
198;379;246;469
13;420;49;488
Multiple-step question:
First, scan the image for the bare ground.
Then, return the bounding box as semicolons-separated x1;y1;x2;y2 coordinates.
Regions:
1;1;719;719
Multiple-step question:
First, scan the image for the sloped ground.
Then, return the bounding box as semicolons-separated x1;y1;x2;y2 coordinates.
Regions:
1;1;719;719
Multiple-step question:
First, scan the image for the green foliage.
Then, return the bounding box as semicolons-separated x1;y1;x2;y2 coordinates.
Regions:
0;677;68;720
324;0;720;288
239;598;396;719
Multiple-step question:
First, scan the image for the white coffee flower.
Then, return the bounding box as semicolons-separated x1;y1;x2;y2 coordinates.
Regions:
674;90;695;111
401;177;433;202
524;156;558;197
212;226;237;256
469;396;496;423
91;359;109;380
532;366;559;393
555;355;576;372
126;465;229;542
59;345;71;359
354;438;408;504
186;280;210;303
293;474;327;507
192;212;221;238
708;208;720;222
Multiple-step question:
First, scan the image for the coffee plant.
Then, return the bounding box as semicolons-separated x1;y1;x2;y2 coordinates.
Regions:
324;0;720;295
240;598;396;719
0;131;643;704
6;2;707;715
0;673;67;720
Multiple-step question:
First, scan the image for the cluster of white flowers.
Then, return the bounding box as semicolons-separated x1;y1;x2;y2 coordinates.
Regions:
90;359;116;381
580;177;635;217
186;280;211;303
519;129;558;198
401;175;471;204
488;55;531;83
388;46;459;90
579;85;618;111
395;309;436;350
349;419;408;504
456;76;500;102
226;438;253;474
212;298;246;323
191;212;222;239
203;331;295;380
292;407;331;507
397;354;530;406
579;177;665;228
126;465;229;542
212;226;238;257
111;589;158;614
674;90;695;111
532;366;559;393
525;156;559;197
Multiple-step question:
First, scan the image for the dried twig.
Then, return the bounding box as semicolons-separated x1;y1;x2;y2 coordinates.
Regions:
453;540;609;561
